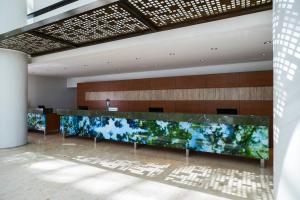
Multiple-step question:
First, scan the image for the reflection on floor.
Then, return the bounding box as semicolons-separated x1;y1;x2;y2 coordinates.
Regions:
0;133;273;200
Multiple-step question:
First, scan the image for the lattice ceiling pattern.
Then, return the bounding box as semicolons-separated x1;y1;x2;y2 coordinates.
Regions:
36;4;150;44
0;33;70;55
0;1;272;56
128;0;272;27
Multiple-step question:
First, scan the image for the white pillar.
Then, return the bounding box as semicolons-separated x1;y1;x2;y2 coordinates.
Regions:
0;0;28;148
273;0;300;199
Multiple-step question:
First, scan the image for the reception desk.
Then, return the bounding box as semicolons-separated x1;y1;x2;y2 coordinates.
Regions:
57;109;269;161
28;108;60;134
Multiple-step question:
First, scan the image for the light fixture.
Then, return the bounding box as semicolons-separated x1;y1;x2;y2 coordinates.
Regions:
169;52;176;56
210;48;218;50
261;52;266;57
264;41;272;45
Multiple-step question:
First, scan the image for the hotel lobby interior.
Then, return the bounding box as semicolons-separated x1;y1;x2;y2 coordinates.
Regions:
0;0;299;199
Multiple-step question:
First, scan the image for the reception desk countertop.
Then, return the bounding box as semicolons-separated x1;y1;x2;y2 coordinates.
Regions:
55;109;269;126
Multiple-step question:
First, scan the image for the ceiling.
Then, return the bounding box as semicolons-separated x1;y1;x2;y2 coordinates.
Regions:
0;0;271;56
29;10;273;77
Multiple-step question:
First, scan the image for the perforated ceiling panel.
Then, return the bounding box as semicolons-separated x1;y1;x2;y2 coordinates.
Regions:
36;4;150;44
128;0;272;27
0;33;71;55
0;0;272;56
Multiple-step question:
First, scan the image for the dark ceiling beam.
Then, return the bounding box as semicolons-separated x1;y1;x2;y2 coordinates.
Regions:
118;0;158;32
30;30;78;48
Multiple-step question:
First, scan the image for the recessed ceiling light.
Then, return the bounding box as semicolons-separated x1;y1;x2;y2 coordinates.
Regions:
264;41;272;45
210;48;218;50
261;52;266;57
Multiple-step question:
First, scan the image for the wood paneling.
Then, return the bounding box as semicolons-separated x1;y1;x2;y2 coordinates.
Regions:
239;101;273;116
45;113;60;133
127;101;149;112
78;81;111;91
109;80;129;91
77;71;273;92
110;101;128;112
128;79;151;91
206;73;240;88
77;71;273;114
150;77;176;90
175;101;206;113
85;100;106;110
85;87;273;101
239;71;273;87
176;75;206;89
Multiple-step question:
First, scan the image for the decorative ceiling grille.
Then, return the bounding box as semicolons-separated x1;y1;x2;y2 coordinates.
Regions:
36;4;150;44
0;33;70;55
128;0;272;27
0;0;272;56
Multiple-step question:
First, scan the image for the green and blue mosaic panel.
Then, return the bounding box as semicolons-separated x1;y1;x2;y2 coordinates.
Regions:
60;115;269;159
27;112;46;132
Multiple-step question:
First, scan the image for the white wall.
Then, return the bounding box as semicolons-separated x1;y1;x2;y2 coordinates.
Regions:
28;75;76;109
0;0;27;34
273;0;300;199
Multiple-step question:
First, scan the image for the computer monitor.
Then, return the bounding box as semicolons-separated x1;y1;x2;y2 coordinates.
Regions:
78;106;88;110
217;108;238;115
149;107;164;112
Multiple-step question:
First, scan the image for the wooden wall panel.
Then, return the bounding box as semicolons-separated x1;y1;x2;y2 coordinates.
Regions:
239;71;273;87
46;113;60;133
150;77;176;90
85;100;106;110
206;73;240;88
110;101;128;112
77;89;85;106
78;81;111;91
127;101;150;112
175;101;206;113
128;79;151;91
77;71;273;114
108;80;129;91
239;101;273;116
175;75;206;89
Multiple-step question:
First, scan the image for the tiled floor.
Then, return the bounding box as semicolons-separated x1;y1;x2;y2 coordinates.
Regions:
0;133;273;200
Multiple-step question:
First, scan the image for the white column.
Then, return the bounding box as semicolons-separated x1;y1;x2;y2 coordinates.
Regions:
0;0;28;148
273;0;300;199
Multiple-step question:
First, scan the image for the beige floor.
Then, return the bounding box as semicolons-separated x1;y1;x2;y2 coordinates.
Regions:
0;133;273;200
